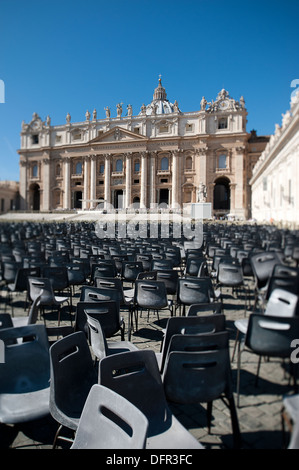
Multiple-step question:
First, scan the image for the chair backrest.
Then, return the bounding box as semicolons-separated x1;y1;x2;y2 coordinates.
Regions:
99;350;171;437
0;313;14;329
80;284;123;308
160;314;226;373
13;267;41;291
245;313;299;357
135;254;153;271
162;331;232;404
185;257;206;276
0;324;50;394
265;265;299;299
134;280;168;309
178;277;214;305
28;277;55;305
217;262;244;285
187;302;222;316
122;262;144;281
156;269;178;295
92;262;117;280
151;259;174;271
250;251;282;289
49;331;97;430
42;266;69;290
71;384;148;449
79;300;121;338
85;312;109;360
264;288;299;317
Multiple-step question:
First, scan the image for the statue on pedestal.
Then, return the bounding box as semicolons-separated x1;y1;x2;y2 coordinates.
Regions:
197;182;207;202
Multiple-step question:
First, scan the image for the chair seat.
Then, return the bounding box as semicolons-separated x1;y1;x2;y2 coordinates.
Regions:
146;414;203;449
54;295;69;304
107;341;140;356
234;318;249;335
0;388;50;424
283;394;299;422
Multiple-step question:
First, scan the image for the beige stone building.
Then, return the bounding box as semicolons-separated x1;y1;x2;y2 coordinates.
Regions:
0;181;19;214
250;90;299;226
18;79;268;218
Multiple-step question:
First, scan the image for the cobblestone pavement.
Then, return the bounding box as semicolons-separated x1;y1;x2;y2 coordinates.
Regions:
0;275;295;451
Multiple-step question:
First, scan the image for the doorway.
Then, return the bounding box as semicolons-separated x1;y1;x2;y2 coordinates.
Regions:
213;177;230;211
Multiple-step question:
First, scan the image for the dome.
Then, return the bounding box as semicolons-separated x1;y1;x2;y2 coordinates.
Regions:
139;78;180;116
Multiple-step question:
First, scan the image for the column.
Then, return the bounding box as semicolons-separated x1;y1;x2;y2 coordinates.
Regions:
104;154;111;208
140;151;148;209
90;155;97;209
125;153;132;209
198;147;208;188
150;151;157;207
63;157;71;209
171;150;179;208
234;146;245;217
82;157;90;210
42;157;51;210
19;159;28;210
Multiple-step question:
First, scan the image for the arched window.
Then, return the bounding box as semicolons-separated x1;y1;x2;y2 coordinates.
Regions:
218;154;227;169
161;157;169;171
75;162;82;174
32;164;38;178
116;159;123;172
99;163;104;174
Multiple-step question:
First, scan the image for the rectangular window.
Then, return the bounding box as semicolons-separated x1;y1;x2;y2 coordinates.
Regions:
218;154;227;169
133;179;139;184
185;124;193;132
32;134;39;144
133;127;140;134
218;118;227;129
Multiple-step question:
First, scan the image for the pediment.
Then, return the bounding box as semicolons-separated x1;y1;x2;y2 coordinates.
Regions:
90;126;148;144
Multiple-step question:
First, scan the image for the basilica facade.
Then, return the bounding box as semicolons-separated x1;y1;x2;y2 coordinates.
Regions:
18;79;268;219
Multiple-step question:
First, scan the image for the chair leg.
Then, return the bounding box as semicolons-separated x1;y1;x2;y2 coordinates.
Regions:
232;329;240;362
255;356;262;387
227;395;242;448
207;401;213;433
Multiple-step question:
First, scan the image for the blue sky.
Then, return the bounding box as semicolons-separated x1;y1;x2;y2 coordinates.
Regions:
0;0;298;181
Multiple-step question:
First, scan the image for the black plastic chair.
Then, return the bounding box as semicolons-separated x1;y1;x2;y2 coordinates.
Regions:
70;384;149;449
76;300;125;341
49;331;98;448
7;266;40;313
157;314;226;373
85;311;139;361
93;278;135;339
176;277;218;315
28;277;71;325
121;261;144;286
0;324;50;424
134;280;171;327
161;331;241;448
250;251;283;310
99;350;204;449
236;313;299;407
216;261;249;312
